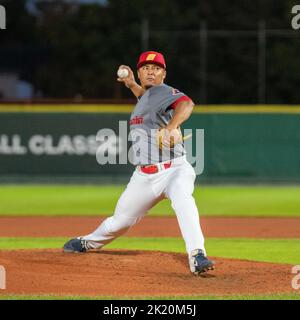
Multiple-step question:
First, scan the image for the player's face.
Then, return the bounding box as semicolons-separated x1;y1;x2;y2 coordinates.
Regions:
137;64;166;89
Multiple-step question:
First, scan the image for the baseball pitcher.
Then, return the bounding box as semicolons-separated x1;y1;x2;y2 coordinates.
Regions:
63;51;214;275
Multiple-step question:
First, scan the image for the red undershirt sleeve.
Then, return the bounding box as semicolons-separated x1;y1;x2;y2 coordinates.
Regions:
170;95;193;109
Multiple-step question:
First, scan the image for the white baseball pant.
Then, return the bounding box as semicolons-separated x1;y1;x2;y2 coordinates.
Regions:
82;156;206;256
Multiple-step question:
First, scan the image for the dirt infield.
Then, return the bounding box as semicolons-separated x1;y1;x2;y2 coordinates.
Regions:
0;216;299;238
0;249;296;297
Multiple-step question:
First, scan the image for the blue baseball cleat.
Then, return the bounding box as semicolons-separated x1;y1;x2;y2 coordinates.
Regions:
189;249;215;275
63;238;88;253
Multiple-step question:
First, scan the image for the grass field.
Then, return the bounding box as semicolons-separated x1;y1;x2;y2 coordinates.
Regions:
1;294;300;300
0;237;300;264
0;185;300;216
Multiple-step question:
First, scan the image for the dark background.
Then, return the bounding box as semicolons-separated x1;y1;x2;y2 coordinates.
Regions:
1;0;300;104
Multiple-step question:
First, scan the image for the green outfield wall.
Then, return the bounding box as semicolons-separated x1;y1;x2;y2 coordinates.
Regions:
0;105;299;183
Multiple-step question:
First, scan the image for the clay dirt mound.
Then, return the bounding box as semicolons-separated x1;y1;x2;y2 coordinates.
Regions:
0;249;296;297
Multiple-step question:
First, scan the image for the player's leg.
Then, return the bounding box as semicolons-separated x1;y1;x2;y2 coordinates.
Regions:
63;170;161;252
165;162;205;253
165;160;214;273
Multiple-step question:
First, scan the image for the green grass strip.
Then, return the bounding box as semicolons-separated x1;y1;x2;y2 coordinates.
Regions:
0;237;300;265
0;185;300;217
0;293;300;300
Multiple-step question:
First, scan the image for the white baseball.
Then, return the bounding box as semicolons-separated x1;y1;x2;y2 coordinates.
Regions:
117;68;129;78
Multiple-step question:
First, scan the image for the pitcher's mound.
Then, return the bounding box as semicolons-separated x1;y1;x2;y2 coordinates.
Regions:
0;249;295;297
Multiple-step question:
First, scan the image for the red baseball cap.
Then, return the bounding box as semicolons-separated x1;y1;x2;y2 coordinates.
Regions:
137;51;166;70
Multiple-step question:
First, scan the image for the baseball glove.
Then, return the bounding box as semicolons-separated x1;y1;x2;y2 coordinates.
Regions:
156;127;183;150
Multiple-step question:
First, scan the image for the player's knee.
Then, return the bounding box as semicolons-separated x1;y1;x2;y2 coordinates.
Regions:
105;216;136;234
170;194;195;211
114;201;140;218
